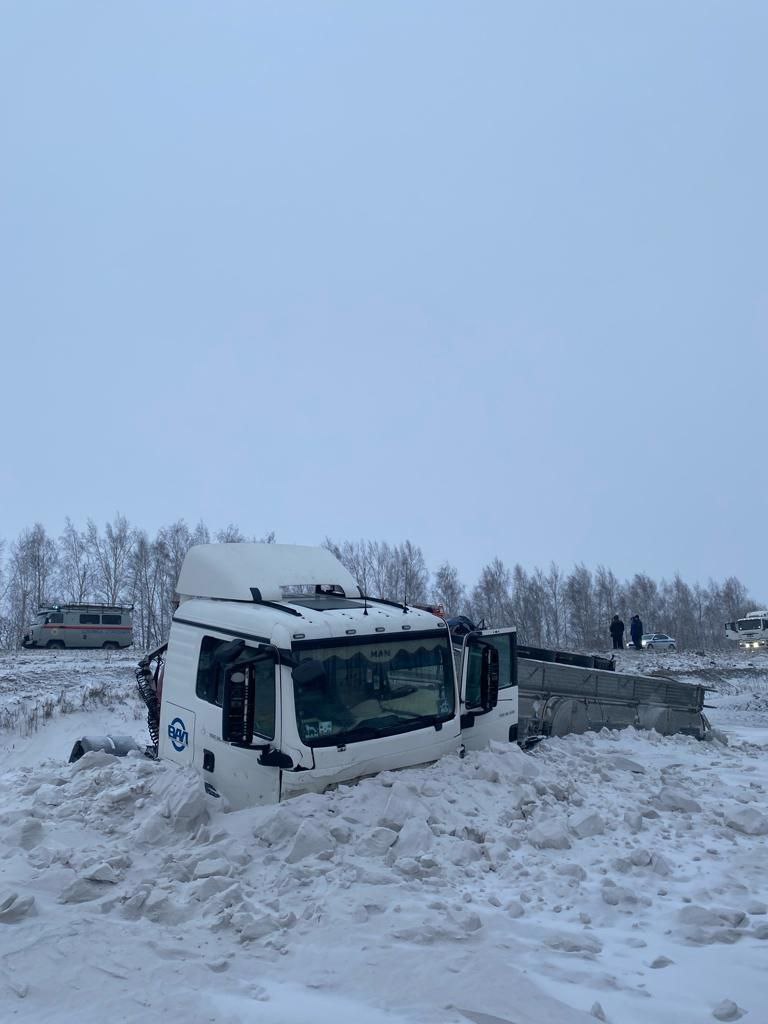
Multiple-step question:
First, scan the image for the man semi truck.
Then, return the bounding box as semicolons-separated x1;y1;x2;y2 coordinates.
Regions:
71;543;708;809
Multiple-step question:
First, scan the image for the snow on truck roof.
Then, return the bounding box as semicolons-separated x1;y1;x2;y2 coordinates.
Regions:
176;543;362;604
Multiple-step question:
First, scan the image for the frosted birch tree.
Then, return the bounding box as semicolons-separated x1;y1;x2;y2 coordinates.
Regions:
86;515;135;605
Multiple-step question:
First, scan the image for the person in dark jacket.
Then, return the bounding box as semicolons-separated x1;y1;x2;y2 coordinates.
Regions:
609;615;625;649
630;614;643;650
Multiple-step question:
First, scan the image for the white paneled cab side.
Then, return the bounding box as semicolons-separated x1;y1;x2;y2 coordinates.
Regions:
158;618;283;808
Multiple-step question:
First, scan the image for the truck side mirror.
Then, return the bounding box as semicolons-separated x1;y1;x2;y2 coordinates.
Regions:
222;665;255;745
214;638;246;665
479;644;500;711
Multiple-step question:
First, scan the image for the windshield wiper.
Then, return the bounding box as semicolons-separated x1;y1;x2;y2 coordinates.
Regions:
334;725;383;743
337;714;447;744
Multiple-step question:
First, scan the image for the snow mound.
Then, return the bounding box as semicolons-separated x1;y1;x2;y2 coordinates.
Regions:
0;650;767;1023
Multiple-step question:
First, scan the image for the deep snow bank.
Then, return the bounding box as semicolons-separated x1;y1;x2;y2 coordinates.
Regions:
0;651;766;1023
1;723;767;1023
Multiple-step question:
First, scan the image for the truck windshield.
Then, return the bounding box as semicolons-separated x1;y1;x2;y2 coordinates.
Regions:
738;619;765;631
292;630;455;746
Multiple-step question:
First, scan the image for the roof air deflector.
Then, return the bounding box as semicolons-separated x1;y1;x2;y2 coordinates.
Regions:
176;543;363;604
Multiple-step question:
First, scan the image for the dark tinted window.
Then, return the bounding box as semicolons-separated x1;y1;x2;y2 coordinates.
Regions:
196;635;276;739
738;619;765;631
102;614;122;625
47;613;63;624
79;614;99;625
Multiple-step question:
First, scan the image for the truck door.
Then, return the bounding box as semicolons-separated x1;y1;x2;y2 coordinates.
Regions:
460;627;518;750
194;636;282;810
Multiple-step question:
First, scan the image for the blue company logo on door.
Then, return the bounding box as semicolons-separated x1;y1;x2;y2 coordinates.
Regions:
168;716;189;753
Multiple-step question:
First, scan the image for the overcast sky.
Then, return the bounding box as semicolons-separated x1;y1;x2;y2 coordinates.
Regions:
1;1;765;596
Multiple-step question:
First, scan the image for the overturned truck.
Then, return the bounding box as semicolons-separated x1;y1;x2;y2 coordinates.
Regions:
71;544;708;808
514;644;707;743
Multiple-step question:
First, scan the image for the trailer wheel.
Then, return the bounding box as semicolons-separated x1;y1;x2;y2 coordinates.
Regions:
46;639;65;650
102;641;119;650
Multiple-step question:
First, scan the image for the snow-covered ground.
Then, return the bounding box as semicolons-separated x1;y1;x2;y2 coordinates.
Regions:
614;646;768;677
0;649;142;741
1;650;766;1024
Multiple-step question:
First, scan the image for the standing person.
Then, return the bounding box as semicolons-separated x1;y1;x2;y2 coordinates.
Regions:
630;614;643;650
609;614;625;650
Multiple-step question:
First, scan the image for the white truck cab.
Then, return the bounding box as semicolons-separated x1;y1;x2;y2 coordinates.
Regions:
154;544;517;809
725;611;768;650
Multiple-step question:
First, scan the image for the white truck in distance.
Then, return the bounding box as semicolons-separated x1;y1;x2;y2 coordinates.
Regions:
725;611;768;650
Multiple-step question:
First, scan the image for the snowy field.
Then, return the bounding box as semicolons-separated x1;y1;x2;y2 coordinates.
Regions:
1;650;767;1024
0;650;143;756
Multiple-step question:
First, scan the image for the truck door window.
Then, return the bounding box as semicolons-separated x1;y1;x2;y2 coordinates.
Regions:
465;633;515;709
46;613;63;624
196;636;276;740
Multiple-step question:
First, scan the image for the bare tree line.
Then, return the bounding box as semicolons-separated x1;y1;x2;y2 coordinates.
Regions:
0;516;273;651
0;517;759;652
325;540;759;652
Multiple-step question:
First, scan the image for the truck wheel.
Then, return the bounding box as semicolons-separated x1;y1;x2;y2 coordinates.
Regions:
102;641;119;650
46;639;65;650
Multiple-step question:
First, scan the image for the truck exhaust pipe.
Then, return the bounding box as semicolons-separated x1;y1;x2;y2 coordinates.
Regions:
68;735;142;763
